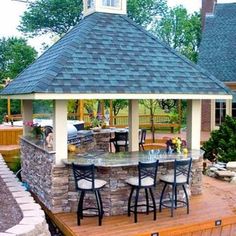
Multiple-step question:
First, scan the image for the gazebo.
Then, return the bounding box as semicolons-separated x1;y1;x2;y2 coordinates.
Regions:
0;0;232;214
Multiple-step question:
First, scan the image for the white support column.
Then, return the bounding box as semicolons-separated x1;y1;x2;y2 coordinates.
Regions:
186;100;201;150
22;100;33;136
210;99;216;131
128;99;139;152
226;99;232;116
53;100;68;165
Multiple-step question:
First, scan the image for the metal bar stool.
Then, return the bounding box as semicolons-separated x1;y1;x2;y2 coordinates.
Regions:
72;163;107;226
113;131;129;152
139;129;147;151
159;158;192;217
126;160;159;223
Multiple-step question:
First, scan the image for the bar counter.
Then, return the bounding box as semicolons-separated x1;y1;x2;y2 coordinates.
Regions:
63;150;203;216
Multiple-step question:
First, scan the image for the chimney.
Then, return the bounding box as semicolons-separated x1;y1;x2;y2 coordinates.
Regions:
201;0;217;30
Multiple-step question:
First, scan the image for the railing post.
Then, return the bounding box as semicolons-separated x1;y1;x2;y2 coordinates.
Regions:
109;100;113;126
79;100;84;121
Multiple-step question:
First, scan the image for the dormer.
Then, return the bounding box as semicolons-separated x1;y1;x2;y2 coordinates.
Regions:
83;0;127;17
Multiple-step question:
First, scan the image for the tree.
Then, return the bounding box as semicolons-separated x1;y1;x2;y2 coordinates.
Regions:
202;116;236;163
18;0;168;37
0;37;37;120
139;99;159;142
127;0;167;28
0;37;37;83
18;0;83;37
152;6;201;62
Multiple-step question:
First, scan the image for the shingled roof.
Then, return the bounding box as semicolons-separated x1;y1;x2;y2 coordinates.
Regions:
198;3;236;82
0;12;231;98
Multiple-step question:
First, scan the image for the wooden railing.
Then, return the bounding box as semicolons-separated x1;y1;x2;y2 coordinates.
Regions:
68;113;181;132
5;113;181;133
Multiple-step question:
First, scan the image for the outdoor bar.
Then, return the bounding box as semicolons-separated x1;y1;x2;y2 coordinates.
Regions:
20;135;203;216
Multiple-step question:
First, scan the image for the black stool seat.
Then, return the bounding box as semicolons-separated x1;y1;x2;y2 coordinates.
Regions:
72;163;107;226
126;160;159;223
159;158;192;217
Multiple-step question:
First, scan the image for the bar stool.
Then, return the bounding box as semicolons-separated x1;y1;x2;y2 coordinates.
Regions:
139;129;147;151
72;163;107;226
126;160;159;223
113;131;129;152
159;158;192;217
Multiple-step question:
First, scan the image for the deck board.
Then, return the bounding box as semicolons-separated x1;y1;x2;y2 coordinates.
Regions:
51;176;236;236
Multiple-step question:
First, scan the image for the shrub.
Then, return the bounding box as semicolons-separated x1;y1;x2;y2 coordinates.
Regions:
202;116;236;163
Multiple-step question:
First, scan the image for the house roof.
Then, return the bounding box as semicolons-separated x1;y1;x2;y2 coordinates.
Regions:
0;12;231;99
198;3;236;83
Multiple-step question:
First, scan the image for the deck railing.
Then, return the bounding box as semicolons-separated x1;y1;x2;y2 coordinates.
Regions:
6;113;180;132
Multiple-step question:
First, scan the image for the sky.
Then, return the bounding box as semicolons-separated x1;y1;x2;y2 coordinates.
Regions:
0;0;235;52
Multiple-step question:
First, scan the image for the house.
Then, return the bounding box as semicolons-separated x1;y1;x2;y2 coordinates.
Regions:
199;0;236;131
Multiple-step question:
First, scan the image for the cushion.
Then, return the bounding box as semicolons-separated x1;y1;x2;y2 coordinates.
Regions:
126;176;154;187
159;174;187;184
77;179;107;190
116;140;129;146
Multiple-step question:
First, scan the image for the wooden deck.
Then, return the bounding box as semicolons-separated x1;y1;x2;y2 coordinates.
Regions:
49;176;236;236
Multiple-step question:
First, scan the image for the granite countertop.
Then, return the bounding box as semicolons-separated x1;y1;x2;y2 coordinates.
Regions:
63;149;203;168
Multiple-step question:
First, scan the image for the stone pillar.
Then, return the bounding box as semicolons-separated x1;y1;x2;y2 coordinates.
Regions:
187;100;201;150
22;100;33;136
53;100;68;165
226;99;232;116
128;100;139;152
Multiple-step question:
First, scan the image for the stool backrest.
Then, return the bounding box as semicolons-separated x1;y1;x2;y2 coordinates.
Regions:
138;160;159;187
174;158;192;184
72;163;95;190
114;131;128;143
139;129;147;144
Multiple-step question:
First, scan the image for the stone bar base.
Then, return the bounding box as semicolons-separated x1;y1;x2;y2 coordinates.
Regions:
21;137;202;216
68;158;202;216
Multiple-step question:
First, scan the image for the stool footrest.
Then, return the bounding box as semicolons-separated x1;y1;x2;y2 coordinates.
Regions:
160;199;188;209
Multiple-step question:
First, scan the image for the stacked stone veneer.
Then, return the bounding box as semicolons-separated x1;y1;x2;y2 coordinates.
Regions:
21;137;202;216
0;154;50;236
93;131;111;152
68;157;203;216
21;138;70;213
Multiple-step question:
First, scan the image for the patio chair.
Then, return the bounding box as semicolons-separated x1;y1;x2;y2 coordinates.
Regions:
72;163;107;226
159;158;192;217
139;129;147;151
126;160;159;223
113;131;129;152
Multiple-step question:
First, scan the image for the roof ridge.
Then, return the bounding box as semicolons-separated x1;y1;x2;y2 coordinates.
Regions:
120;14;231;94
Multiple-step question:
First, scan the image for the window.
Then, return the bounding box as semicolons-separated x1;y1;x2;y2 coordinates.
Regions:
102;0;120;7
87;0;94;9
215;100;226;126
232;103;236;118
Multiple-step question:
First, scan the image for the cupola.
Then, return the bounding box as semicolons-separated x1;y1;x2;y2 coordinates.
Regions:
83;0;127;16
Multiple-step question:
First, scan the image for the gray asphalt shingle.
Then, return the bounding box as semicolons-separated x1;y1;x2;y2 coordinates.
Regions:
198;3;236;82
0;12;230;96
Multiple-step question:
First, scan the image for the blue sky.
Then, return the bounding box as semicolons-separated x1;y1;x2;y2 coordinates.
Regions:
0;0;234;52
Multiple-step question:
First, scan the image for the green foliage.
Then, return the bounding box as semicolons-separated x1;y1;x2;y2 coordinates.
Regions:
8;156;21;173
153;6;201;62
19;0;83;37
104;99;128;116
202;116;236;163
33;100;53;114
18;0;168;37
127;0;168;28
0;37;37;83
